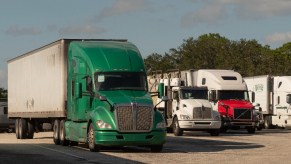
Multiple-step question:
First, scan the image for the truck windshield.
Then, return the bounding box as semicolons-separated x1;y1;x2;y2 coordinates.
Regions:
218;90;249;101
95;72;147;91
181;89;208;100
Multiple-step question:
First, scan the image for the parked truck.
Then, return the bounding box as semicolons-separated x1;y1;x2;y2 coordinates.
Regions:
244;75;291;129
8;39;167;152
148;70;221;136
0;98;14;132
184;69;256;133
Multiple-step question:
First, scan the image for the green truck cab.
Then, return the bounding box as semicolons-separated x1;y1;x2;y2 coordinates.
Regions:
64;41;166;152
8;39;166;152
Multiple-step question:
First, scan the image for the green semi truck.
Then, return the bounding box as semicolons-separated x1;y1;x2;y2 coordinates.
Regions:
8;39;166;152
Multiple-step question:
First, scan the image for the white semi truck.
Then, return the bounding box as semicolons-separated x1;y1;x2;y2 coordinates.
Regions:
184;69;256;133
148;70;221;136
244;75;291;129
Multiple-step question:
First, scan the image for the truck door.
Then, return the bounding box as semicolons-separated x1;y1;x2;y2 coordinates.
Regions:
70;57;90;121
172;90;179;115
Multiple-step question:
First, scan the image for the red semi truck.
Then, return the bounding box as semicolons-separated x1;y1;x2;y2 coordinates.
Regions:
181;69;256;133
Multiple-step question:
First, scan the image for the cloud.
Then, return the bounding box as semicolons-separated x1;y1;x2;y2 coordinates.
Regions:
96;0;150;20
182;0;291;27
181;3;226;27
265;32;291;44
5;25;41;36
58;25;106;36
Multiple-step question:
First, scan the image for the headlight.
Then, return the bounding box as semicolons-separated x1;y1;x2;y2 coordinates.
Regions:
96;120;112;129
156;121;166;129
214;115;221;121
180;114;190;120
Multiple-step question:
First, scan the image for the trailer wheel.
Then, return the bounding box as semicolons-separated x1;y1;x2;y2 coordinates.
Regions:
19;118;28;139
150;145;163;152
88;123;100;152
53;119;60;145
173;117;183;136
15;119;20;139
27;120;34;139
59;120;69;146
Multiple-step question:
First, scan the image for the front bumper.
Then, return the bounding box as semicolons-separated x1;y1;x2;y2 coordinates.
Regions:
94;130;166;146
179;120;221;130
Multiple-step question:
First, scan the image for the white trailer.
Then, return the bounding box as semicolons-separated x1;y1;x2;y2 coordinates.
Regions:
148;70;221;136
8;40;69;138
244;75;291;128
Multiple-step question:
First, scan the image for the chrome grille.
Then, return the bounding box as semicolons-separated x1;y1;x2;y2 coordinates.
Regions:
193;106;212;119
234;108;252;120
115;104;153;132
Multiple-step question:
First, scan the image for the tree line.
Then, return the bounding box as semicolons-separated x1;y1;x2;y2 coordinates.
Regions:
144;33;291;77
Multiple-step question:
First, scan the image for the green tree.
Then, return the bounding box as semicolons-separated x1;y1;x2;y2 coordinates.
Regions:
0;88;7;98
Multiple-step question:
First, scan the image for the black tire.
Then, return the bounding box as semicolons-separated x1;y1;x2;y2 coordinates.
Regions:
150;145;163;152
220;127;228;133
264;116;272;129
59;120;69;146
173;117;183;136
209;129;220;136
19;118;28;139
15;119;20;139
247;127;256;134
88;123;100;152
257;124;263;131
53;119;60;145
27;120;34;139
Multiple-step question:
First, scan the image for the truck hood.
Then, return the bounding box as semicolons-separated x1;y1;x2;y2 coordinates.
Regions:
219;100;253;109
99;90;153;106
181;99;212;108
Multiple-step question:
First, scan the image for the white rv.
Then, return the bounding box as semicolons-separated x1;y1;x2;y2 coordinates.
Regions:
0;99;14;132
148;70;221;136
244;75;291;128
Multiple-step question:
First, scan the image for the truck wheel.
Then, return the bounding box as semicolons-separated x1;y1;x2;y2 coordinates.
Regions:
150;145;163;152
59;120;69;146
173;117;183;136
53;120;60;145
88;123;100;152
209;129;220;136
19;118;28;139
15;119;20;139
264;116;272;129
247;127;256;134
27;120;34;139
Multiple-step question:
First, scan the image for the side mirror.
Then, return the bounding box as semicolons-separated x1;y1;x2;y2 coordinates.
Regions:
209;90;217;102
158;83;164;98
173;92;179;100
252;92;255;103
286;94;291;104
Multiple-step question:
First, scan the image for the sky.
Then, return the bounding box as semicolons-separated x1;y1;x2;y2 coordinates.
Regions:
1;0;291;89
